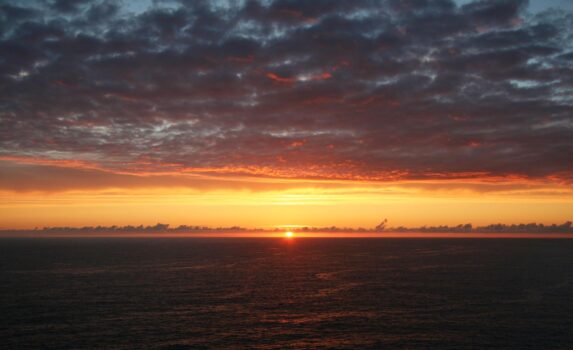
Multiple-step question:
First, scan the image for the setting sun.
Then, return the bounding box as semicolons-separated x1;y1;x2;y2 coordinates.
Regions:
285;231;294;238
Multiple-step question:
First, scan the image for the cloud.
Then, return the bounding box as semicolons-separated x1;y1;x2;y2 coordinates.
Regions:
0;0;572;186
0;159;314;193
2;159;572;201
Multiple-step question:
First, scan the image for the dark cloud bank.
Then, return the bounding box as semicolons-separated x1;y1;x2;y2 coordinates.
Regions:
1;0;572;182
3;220;573;235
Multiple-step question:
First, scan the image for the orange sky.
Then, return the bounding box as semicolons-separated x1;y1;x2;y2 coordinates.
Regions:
2;1;573;230
1;158;572;229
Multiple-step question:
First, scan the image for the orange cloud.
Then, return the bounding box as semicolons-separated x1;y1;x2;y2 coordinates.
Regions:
266;72;296;84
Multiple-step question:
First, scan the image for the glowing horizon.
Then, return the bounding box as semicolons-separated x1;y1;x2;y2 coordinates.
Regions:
2;156;573;229
1;0;572;230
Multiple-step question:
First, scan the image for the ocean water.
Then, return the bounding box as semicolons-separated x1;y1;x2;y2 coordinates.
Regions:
1;237;572;349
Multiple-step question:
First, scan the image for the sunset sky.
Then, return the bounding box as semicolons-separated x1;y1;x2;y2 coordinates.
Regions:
1;0;573;229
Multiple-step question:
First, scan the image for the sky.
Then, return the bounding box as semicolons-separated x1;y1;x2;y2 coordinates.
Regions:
1;0;573;229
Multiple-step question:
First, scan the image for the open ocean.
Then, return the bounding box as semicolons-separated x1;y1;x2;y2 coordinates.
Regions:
1;237;572;349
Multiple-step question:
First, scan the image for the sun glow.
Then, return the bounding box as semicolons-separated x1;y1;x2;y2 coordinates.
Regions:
285;231;294;238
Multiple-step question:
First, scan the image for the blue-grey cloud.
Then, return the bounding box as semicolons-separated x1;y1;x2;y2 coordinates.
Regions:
1;0;572;182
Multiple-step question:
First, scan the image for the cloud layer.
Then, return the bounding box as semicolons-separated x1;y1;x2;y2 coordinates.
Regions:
1;0;573;185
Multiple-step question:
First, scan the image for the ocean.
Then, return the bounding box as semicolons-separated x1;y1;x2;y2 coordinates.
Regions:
1;237;572;349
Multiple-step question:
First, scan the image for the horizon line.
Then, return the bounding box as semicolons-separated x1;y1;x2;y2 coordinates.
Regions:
2;220;573;234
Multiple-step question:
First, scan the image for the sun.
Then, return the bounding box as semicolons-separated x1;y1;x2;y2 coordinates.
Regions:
285;231;294;238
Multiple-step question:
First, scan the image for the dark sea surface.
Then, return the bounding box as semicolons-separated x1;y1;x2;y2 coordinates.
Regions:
1;237;573;349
